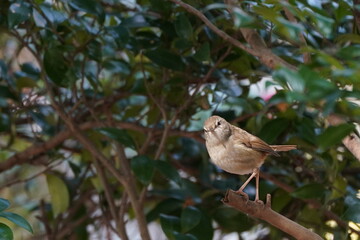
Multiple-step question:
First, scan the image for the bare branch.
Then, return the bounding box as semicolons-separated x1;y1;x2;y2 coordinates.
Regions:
223;191;323;240
169;0;296;70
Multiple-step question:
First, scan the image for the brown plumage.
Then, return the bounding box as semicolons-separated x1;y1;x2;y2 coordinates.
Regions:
203;115;296;201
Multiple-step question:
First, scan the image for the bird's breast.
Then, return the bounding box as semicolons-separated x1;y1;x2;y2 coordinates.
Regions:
206;140;266;175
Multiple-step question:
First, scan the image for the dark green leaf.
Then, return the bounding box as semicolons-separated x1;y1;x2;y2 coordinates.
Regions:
181;206;201;232
0;113;11;132
193;43;210;62
175;14;193;39
174;232;198;240
342;203;360;223
0;223;13;240
0;212;33;233
69;0;104;17
131;155;155;185
257;118;289;143
160;214;181;239
8;2;31;28
39;4;66;25
103;60;130;75
20;63;40;80
96;127;136;149
155;161;182;185
44;48;68;86
317;123;355;150
0;199;10;212
291;183;326;199
145;48;185;71
0;86;18;102
46;174;70;216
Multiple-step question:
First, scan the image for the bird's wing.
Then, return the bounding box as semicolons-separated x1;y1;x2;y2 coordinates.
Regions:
233;128;280;156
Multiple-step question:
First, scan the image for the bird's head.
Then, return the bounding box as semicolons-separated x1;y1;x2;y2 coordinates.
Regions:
203;115;231;142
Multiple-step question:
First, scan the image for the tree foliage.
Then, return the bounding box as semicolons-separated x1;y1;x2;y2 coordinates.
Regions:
0;0;360;239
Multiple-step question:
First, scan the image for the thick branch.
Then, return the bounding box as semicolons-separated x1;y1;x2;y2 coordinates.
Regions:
223;190;323;240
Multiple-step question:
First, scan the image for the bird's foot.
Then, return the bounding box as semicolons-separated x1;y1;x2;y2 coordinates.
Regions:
254;199;264;205
234;190;249;201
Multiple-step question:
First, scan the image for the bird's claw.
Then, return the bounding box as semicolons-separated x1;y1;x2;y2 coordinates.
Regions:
234;190;249;201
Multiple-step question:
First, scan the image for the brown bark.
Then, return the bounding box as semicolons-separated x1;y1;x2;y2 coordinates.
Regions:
223;190;323;240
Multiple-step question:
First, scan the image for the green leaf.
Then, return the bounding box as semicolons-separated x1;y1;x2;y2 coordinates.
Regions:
181;206;201;233
0;199;10;212
44;48;68;86
273;68;305;93
8;2;32;28
155;161;182;185
103;60;130;75
46;174;70;216
174;232;198;240
291;183;326;199
0;223;13;240
145;48;185;71
0;113;11;132
193;43;210;62
39;4;66;25
311;12;334;38
69;0;104;17
343;203;360;223
96;127;136;149
131;155;155;185
257;118;289;143
175;14;193;40
0;212;33;233
317;123;355;150
160;214;181;239
233;8;255;27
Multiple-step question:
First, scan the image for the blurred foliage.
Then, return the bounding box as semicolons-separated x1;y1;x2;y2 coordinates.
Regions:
0;0;360;239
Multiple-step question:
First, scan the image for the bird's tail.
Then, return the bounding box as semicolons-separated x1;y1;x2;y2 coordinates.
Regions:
270;145;297;152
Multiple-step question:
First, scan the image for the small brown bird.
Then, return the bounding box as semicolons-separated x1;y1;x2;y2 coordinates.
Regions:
203;115;296;201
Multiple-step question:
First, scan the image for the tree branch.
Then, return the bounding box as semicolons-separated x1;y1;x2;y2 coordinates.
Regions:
169;0;296;70
0;121;203;173
223;190;323;240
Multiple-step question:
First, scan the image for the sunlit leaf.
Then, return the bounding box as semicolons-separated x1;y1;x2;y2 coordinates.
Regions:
46;174;70;216
0;212;33;233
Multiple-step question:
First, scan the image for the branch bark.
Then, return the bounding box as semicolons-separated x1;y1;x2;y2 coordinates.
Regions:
223;190;323;240
0;121;203;173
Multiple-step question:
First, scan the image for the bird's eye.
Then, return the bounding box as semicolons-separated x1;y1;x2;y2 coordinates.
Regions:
216;120;221;126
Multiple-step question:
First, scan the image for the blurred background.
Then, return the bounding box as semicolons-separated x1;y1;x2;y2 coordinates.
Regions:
0;0;359;239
